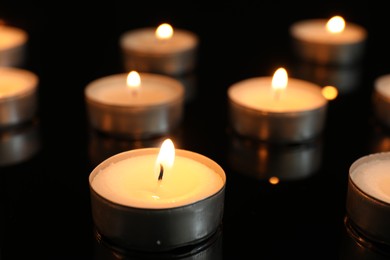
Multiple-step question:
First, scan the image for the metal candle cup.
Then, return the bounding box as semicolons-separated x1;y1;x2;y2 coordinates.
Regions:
120;27;198;76
227;76;328;143
289;18;367;65
89;148;226;252
372;74;390;129
0;67;38;128
85;72;184;139
0;25;28;67
346;152;390;246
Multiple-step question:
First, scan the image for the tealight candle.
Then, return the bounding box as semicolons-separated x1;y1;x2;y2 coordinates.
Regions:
0;67;38;127
119;23;199;76
289;16;367;65
85;71;184;139
0;23;28;67
227;67;328;143
89;139;226;251
372;74;390;129
346;152;390;246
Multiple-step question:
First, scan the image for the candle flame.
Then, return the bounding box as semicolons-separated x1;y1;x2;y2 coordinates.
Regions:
271;67;288;100
326;16;345;33
322;85;338;100
127;70;141;95
155;23;173;40
155;139;175;180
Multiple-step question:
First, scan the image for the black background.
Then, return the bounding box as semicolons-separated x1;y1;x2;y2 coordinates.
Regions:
1;1;390;259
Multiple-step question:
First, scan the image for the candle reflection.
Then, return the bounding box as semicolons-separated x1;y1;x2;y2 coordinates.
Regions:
93;226;223;260
369;125;390;154
227;131;323;181
339;216;390;260
292;61;362;95
0;120;40;166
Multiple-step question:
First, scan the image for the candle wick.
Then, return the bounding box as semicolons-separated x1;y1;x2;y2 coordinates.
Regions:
274;89;282;101
158;164;164;181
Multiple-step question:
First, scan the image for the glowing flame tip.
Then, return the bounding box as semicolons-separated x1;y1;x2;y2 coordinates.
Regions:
326;16;345;33
155;23;173;40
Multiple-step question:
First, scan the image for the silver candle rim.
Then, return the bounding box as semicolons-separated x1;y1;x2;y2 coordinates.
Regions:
228;98;328;143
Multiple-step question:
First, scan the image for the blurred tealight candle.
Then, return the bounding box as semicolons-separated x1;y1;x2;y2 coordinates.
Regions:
85;71;185;139
372;74;390;129
119;23;199;76
0;67;38;128
228;68;328;143
289;15;367;65
0;22;28;67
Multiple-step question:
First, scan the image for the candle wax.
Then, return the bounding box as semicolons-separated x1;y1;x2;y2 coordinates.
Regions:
351;159;390;204
85;73;182;106
228;77;326;112
290;19;366;44
120;28;197;55
0;68;37;99
91;154;224;209
0;26;27;50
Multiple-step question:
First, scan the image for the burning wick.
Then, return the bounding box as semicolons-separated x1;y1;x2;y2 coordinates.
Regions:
158;164;164;181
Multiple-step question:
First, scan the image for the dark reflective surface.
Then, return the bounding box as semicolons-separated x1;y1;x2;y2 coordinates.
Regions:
340;217;390;260
1;2;390;259
93;226;223;260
